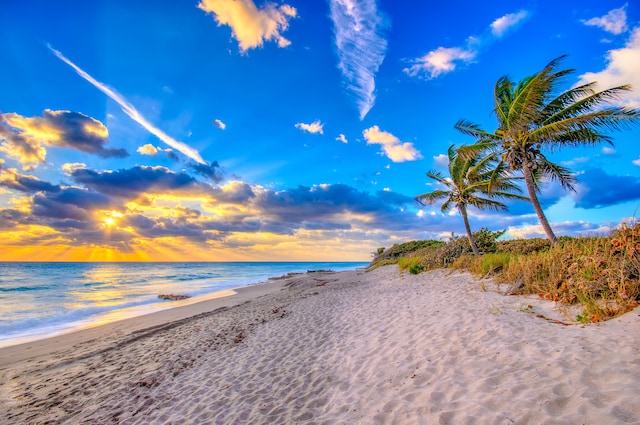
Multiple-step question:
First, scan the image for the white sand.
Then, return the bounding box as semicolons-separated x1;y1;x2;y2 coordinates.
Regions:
1;266;639;424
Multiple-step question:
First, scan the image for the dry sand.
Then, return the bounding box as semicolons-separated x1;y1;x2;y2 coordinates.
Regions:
1;266;639;424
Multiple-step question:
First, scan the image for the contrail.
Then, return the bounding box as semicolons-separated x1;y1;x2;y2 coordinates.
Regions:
48;44;206;164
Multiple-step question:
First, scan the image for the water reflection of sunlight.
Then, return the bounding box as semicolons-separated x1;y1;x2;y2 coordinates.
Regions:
71;264;131;308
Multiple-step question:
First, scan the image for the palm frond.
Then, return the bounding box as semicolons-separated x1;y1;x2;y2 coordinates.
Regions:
537;156;576;191
414;190;450;206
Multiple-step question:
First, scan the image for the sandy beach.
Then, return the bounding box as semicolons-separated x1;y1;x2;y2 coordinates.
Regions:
1;265;639;424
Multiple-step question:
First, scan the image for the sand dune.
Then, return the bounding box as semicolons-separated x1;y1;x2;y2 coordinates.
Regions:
1;266;639;424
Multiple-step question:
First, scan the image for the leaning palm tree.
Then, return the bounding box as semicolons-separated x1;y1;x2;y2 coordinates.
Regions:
456;55;639;243
415;144;528;255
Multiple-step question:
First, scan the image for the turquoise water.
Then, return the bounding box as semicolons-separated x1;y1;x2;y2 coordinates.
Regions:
0;262;367;347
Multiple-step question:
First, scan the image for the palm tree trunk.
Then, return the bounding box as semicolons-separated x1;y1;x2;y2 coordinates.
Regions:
460;206;480;255
522;165;558;244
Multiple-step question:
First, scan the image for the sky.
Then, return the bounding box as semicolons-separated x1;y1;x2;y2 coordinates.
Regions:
0;0;639;262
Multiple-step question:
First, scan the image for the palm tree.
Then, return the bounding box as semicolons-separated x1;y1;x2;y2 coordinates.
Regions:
456;55;639;243
415;144;528;255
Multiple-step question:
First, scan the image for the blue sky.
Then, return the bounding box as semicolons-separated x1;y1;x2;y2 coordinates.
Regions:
0;0;639;261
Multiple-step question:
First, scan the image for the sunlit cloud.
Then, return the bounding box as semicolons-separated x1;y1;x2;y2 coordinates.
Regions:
48;45;207;164
295;120;324;134
336;133;348;143
0;166;60;194
582;4;628;35
197;0;297;51
0;110;127;170
213;118;227;130
329;0;389;120
576;27;640;108
602;147;617;155
62;163;87;175
633;157;640;166
137;144;158;156
404;10;529;79
363;125;422;162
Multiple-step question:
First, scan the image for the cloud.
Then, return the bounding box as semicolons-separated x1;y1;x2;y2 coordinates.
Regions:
188;160;225;183
633;157;640;166
48;45;207;164
197;0;297;51
363;125;422;162
0;166;61;193
295;120;324;134
329;0;388;119
336;134;348;144
576;27;640;108
490;10;529;37
70;165;212;199
213;119;227;130
433;153;448;167
32;187;113;220
210;180;256;204
583;4;628;35
573;168;640;208
137;144;158;156
404;47;476;79
506;221;611;239
602;147;617;155
404;10;529;79
0;110;127;168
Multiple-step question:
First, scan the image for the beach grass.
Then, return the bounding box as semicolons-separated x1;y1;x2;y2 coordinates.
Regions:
372;222;640;322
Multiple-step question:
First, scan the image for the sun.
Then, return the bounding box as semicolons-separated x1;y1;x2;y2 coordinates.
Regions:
100;210;124;228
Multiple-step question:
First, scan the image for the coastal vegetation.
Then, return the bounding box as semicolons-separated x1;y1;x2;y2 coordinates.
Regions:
395;55;640;323
371;222;640;323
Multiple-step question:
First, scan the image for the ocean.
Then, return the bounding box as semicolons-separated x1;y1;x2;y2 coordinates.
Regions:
0;262;368;348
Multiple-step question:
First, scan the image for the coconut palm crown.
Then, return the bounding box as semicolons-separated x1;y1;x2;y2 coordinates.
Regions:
415;144;528;255
455;55;640;243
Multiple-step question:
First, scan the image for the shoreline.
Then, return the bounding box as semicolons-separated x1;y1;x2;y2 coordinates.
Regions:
0;262;367;352
2;266;639;424
0;276;289;368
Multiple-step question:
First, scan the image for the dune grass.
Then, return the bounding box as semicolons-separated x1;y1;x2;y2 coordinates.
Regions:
372;222;640;322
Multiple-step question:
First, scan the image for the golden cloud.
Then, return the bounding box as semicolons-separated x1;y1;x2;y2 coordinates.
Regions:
198;0;297;51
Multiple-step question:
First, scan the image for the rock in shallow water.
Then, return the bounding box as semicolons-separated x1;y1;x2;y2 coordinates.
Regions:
158;294;191;301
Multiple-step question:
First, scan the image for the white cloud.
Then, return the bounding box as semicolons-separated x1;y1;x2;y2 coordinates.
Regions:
602;146;617;155
633;157;640;166
583;4;628;35
197;0;297;52
48;45;206;164
490;10;529;37
405;10;529;79
336;133;348;143
295;120;324;134
137;144;159;156
433;153;448;167
329;0;388;120
363;125;422;162
576;27;640;109
213;119;227;130
404;47;476;79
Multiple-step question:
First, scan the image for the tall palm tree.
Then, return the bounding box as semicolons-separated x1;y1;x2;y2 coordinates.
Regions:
415;144;528;255
456;55;639;243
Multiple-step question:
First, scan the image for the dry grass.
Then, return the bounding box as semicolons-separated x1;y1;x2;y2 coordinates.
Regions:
452;223;640;322
373;222;640;322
